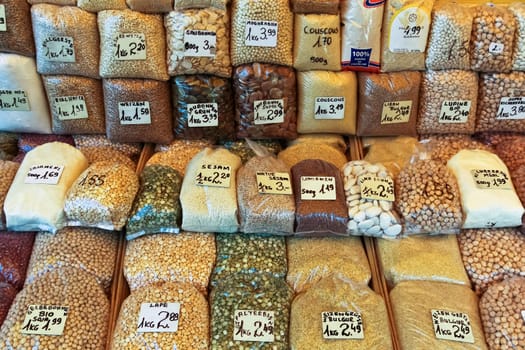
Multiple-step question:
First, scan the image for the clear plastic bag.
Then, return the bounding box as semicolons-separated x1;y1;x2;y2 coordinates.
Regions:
73;134;142;160
0;161;19;230
286;236;371;294
80;146;136;171
286;134;347;154
363;136;419;178
511;3;525;71
124;232;215;295
146;140;210;175
173;0;227;10
291;0;338;14
172;75;235;141
422;134;492;165
278;142;348;169
0;282;17;326
0;231;35;290
290;274;392;350
126;165;183;240
64;161;139;231
211;233;287;287
0;0;35;56
77;0;128;12
219;139;282;164
126;0;173;13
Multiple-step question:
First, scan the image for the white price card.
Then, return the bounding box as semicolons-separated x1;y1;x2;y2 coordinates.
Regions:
244;20;278;47
137;303;180;333
471;169;512;190
188;103;219;127
21;305;68;336
439;100;471;124
496;97;525;120
381;101;412;124
118;101;151;125
42;36;75;62
314;97;345;120
256;171;293;195
233;310;275;342
114;33;146;60
195;164;231;188
300;176;336;201
359;175;395;202
0;5;6;32
431;309;474;344
25;165;64;185
389;7;430;52
54;96;88;120
322;311;364;340
254;99;284;125
489;42;504;54
184;30;216;57
0;89;30;111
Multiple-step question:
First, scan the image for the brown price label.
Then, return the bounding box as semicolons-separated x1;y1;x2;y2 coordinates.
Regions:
471;169;512;190
359;175;395;202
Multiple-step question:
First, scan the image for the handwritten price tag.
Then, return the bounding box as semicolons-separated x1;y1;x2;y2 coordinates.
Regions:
489;42;504;54
471;169;512;190
42;36;75;62
314;97;345;120
21;305;68;336
188;103;219;127
322;311;364;340
244;20;278;47
496;97;525;120
195;164;231;188
114;33;146;60
0;90;30;111
359;175;395;202
381;101;412;124
233;310;274;342
119;101;151;125
54;96;88;120
137;303;180;333
25;165;64;185
431;310;474;344
439;100;471;124
254;99;284;125
300;176;336;200
184;30;216;57
256;172;292;195
0;5;6;32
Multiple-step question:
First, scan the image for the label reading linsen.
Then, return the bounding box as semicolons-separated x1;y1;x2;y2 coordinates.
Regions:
439;100;471;124
114;33;146;60
137;302;180;333
21;305;69;336
381;101;412;124
314;97;345;120
300;176;336;200
118;101;151;125
322;311;364;340
0;90;30;111
42;36;76;62
184;30;217;57
233;310;275;342
431;309;474;344
54;96;88;120
244;20;278;47
256;171;292;195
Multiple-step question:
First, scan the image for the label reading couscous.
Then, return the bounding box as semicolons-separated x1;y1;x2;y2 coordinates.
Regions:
42;36;76;62
195;164;231;188
381;101;412;124
256;171;293;195
21;305;69;336
471;169;512;190
25;165;64;185
314;97;345;120
188;103;219;127
254;99;284;125
0;5;6;32
322;311;364;340
300;176;336;200
431;309;474;344
114;33;146;60
244;20;278;47
439;100;471;124
0;90;30;111
233;310;275;342
496;97;525;120
359;175;395;202
137;302;180;333
184;30;217;57
54;96;88;120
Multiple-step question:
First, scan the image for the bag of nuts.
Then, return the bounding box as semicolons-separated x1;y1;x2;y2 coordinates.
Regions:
510;3;525;71
0;0;35;57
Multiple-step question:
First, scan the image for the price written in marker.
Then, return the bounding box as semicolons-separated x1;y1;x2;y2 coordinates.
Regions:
0;5;6;32
471;169;512;190
496;97;525;120
195;164;231;188
77;172;106;187
137;303;180;333
54;96;88;120
256;172;292;195
25;165;64;185
0;89;30;111
21;305;69;336
42;36;76;62
489;42;504;54
439;100;471;124
322;311;364;340
254;99;284;125
118;101;151;125
184;30;217;57
244;20;278;47
359;175;395;202
114;33;146;60
381;101;412;124
233;310;275;342
300;176;336;200
314;97;345;120
431;310;474;344
188;103;219;127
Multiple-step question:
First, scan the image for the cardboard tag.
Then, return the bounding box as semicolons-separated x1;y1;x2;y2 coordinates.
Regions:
244;20;278;47
439;100;471;123
359;175;395;202
431;309;474;344
233;310;275;342
322;311;364;340
195;164;231;188
54;96;88;120
42;36;75;62
471;169;512;190
184;30;216;57
114;33;146;60
381;101;412;124
0;90;30;111
118;101;151;125
254;99;284;125
256;172;292;195
314;97;345;120
496;97;525;120
300;176;336;200
188;103;219;127
25;165;64;185
21;305;68;336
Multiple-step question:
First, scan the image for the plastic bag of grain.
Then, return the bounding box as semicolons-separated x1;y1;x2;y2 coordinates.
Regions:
42;75;105;135
290;274;392;350
111;282;209;349
292;159;349;236
363;136;419;177
64;161;139;230
417;70;478;135
231;0;293;66
124;232;215;294
180;147;241;233
0;267;109;349
390;281;488;350
447;149;524;228
103;79;174;144
0;231;35;290
80;146;136;170
297;71;357;135
340;0;384;72
278;142;348;169
425;3;472;70
511;3;525;71
172;75;235;141
356;71;421;137
0;0;35;56
73;134;142;160
293;14;341;71
422;134;492;165
381;0;434;72
126;165;183;239
78;0;127;12
146;140;210;175
25;227;118;291
0;161;18;230
0;53;51;134
286;134;347;154
220;139;282;164
4;142;88;233
286;236;371;294
31;4;100;79
126;0;173;12
165;9;231;78
98;10;169;81
291;0;338;14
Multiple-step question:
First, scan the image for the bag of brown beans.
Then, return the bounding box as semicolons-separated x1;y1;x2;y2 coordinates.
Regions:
0;0;35;57
0;231;35;290
77;0;128;12
126;0;173;13
278;142;348;170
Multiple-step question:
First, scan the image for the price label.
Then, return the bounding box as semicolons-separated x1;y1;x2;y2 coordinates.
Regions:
471;169;512;190
389;6;430;52
359;175;395;202
431;310;474;344
381;101;412;124
188;103;219;127
439;100;471;124
496;97;525;120
322;311;364;340
21;305;68;336
114;33;146;60
184;30;216;57
300;176;336;200
195;164;231;188
42;36;75;62
233;310;274;342
0;89;30;111
244;20;278;47
137;302;180;333
77;172;106;187
254;99;284;125
314;97;345;120
118;101;151;125
256;171;292;195
489;42;504;54
54;96;88;120
25;165;64;185
0;5;6;32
